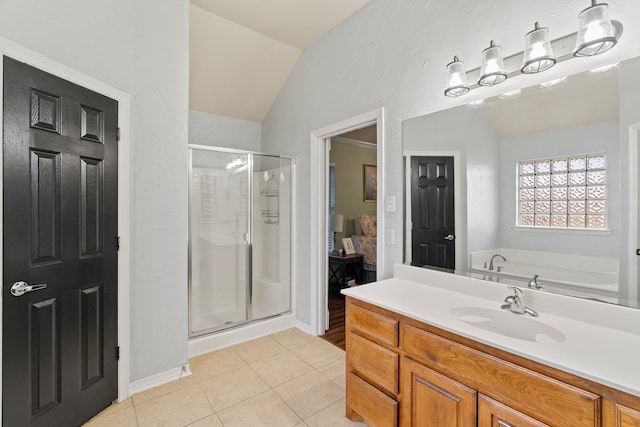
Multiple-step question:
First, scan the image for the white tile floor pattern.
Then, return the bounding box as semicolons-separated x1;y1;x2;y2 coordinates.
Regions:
84;329;368;427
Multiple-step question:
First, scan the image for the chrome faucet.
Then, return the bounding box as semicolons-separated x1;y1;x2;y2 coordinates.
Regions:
488;254;506;271
501;286;538;317
528;274;543;290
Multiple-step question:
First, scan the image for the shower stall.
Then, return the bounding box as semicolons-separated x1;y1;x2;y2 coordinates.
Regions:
188;145;294;337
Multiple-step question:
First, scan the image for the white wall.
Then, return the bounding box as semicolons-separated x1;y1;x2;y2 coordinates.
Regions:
617;56;640;299
189;110;262;152
0;0;189;381
261;0;640;326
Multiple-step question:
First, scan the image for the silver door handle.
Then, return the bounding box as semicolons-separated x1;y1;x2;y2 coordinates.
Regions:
10;281;48;297
444;234;455;241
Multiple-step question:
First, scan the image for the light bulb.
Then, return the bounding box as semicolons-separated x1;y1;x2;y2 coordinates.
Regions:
584;21;605;42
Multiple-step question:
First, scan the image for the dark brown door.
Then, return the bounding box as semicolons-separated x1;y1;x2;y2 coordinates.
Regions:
2;57;118;426
410;156;455;269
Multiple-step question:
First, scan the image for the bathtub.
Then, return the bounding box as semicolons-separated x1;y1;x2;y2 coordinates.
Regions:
470;248;619;296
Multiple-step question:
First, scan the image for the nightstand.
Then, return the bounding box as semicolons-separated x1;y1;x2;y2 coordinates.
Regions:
329;253;364;290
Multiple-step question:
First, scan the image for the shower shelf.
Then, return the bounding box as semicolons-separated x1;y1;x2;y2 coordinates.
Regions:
261;175;279;224
261;210;279;224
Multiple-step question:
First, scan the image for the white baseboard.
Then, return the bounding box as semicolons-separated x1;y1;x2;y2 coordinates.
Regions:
187;313;296;358
295;319;314;335
128;364;192;397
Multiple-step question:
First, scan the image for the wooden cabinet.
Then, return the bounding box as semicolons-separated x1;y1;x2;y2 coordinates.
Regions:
346;301;399;426
401;357;476;427
345;297;640;427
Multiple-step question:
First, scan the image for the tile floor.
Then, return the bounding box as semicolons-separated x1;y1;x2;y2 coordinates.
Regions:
84;328;368;427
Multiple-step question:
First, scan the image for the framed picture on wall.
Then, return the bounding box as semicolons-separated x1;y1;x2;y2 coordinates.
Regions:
364;164;377;202
342;237;356;255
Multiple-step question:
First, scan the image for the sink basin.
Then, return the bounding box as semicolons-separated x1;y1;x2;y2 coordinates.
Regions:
450;307;567;343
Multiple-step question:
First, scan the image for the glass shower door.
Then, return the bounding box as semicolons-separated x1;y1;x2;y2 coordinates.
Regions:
251;155;292;320
189;149;250;336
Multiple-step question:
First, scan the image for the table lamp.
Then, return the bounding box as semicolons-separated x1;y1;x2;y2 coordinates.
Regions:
330;213;344;255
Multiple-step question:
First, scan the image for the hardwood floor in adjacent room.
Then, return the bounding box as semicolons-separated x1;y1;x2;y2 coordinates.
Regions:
320;290;346;350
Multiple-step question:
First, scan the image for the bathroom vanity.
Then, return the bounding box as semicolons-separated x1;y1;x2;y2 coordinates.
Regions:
342;264;640;427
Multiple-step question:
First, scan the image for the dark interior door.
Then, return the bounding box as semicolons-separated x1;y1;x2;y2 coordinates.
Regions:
410;156;455;269
2;57;118;426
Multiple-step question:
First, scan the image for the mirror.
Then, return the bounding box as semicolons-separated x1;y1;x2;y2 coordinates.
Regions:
402;56;640;309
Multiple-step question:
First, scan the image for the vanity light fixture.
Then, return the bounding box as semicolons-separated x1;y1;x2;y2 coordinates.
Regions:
443;1;623;98
478;41;507;86
444;56;470;97
574;0;621;57
521;22;556;73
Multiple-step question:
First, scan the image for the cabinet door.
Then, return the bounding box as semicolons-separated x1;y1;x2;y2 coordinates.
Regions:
604;402;640;427
478;394;551;427
401;358;476;427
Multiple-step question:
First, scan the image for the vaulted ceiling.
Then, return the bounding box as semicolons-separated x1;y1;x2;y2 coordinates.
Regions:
189;0;371;123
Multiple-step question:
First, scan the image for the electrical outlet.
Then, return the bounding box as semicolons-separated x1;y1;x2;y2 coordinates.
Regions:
385;196;396;212
385;229;395;244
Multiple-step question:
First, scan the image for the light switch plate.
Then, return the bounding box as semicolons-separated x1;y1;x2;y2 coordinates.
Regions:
385;196;396;212
385;229;395;244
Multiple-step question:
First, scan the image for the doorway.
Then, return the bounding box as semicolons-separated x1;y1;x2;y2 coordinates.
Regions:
322;129;377;349
309;108;384;337
2;57;118;426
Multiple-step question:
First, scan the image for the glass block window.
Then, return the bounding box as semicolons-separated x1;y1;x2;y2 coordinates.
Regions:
517;154;607;229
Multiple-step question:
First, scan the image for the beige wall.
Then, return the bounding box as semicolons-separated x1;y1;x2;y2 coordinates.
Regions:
330;141;376;248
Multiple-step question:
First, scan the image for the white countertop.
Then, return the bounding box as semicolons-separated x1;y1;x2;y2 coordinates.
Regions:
342;264;640;398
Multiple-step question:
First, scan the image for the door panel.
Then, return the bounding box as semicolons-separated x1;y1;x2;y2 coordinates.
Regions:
410;156;455;269
30;297;61;416
80;157;103;258
401;357;476;427
30;149;62;264
3;56;118;427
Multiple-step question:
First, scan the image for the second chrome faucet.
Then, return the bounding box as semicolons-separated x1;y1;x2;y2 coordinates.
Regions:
501;286;538;317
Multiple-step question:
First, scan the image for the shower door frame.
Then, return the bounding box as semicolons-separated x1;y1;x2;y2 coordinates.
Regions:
187;144;295;338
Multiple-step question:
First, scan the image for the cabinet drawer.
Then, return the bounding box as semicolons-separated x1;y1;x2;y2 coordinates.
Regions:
348;302;399;347
349;332;399;395
347;372;398;427
403;324;600;427
478;394;551;427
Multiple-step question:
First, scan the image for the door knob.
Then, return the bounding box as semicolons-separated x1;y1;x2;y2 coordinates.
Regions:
444;234;455;241
10;281;48;297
